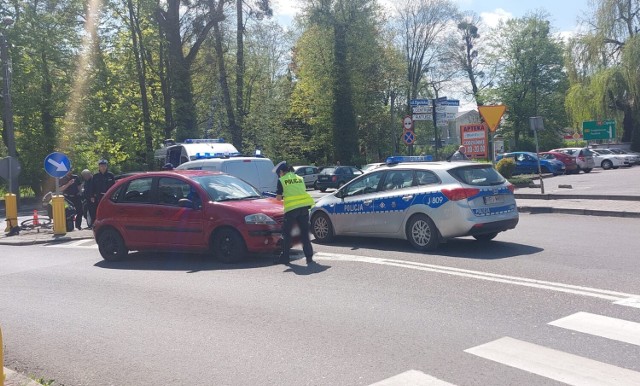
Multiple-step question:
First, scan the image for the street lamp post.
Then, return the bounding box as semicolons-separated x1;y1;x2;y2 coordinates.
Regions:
1;16;18;194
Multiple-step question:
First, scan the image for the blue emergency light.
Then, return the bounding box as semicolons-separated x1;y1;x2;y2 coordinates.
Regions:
195;152;226;159
385;155;434;165
184;138;225;144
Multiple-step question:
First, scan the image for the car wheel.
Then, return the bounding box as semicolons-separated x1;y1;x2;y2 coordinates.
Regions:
473;232;498;242
583;168;592;173
311;212;334;243
98;228;128;261
212;228;246;263
541;166;550;174
406;214;439;251
601;160;613;170
314;181;319;190
319;188;326;192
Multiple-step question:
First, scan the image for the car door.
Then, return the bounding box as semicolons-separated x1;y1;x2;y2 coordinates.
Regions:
375;170;418;234
331;171;384;235
153;177;205;247
117;176;156;247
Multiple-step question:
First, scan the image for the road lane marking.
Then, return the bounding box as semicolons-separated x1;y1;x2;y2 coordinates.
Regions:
614;297;640;309
549;312;640;346
44;239;97;249
315;252;640;304
465;337;640;386
369;370;456;385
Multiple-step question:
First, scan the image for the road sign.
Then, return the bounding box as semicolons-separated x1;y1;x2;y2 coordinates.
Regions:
402;130;416;145
412;113;432;121
0;156;21;181
410;99;431;106
44;152;71;178
582;120;616;140
437;99;460;107
412;105;431;114
403;115;414;130
478;105;507;132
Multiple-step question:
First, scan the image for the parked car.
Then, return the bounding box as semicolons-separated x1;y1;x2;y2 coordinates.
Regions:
599;149;638;166
93;170;285;263
495;152;565;175
589;149;626;169
549;147;595;173
361;163;384;173
607;148;640;165
539;151;579;174
310;156;518;251
315;166;363;192
293;165;320;189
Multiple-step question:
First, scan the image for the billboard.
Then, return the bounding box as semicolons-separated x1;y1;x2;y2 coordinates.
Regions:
460;124;487;159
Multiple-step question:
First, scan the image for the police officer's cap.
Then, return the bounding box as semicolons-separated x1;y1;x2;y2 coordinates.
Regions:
98;159;108;165
272;161;288;174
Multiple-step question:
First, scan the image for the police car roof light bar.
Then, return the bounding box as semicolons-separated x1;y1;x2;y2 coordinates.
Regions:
385;155;434;165
184;138;225;144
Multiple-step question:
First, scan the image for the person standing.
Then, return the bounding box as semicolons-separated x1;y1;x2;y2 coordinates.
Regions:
80;169;94;228
91;159;115;219
273;161;315;265
450;145;470;161
59;170;83;230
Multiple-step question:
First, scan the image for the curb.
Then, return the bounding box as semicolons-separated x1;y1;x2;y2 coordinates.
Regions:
3;367;44;386
518;206;640;218
0;235;94;246
515;193;640;201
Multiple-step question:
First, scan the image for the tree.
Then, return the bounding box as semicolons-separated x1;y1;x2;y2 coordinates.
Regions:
486;13;568;149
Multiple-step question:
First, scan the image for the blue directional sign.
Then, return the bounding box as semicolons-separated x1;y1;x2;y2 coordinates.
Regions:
410;99;432;106
44;152;71;178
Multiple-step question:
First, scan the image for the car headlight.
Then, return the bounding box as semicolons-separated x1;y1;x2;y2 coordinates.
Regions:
245;213;277;225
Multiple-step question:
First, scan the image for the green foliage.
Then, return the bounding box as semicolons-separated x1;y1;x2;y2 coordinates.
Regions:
508;175;533;187
496;157;516;178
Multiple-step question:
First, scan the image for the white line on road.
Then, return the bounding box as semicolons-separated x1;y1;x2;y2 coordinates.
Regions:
549;312;640;347
369;369;456;386
465;337;640;386
44;239;97;249
314;252;640;305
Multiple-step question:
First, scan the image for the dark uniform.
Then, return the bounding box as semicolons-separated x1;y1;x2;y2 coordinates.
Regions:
59;173;83;230
91;161;115;221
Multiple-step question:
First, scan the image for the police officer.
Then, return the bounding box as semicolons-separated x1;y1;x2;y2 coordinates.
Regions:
81;169;94;228
59;170;83;230
273;161;315;265
90;159;115;217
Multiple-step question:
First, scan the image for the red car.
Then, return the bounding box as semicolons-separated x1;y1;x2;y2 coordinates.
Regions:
93;170;285;262
539;151;578;174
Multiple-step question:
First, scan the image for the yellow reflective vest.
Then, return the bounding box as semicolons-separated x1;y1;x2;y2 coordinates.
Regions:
280;172;315;213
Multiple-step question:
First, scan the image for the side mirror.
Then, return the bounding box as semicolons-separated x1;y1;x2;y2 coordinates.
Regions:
334;190;345;199
178;198;194;209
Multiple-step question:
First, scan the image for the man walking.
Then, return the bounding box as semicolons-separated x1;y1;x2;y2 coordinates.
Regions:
273;161;315;265
91;159;115;219
450;145;470;161
59;170;83;230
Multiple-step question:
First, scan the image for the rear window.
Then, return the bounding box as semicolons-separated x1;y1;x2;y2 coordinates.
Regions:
320;168;336;175
581;149;594;156
448;165;506;186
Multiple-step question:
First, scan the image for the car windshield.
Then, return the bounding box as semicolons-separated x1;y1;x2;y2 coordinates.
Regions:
320;168;336;175
193;174;262;202
449;165;506;186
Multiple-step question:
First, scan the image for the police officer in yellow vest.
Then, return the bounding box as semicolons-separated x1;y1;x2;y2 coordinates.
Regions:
273;161;315;265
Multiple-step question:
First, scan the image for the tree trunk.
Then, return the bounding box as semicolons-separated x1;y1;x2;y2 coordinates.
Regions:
332;23;358;165
235;0;245;149
213;21;241;151
158;24;173;140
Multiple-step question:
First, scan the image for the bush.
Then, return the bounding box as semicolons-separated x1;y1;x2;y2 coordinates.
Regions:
508;176;533;187
496;157;516;178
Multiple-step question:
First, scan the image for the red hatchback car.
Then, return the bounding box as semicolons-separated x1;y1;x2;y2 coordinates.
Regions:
539;151;578;174
93;170;285;262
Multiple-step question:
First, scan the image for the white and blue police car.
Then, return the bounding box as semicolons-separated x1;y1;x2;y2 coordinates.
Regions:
310;156;519;251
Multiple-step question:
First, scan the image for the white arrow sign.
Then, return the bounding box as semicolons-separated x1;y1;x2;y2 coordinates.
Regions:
47;158;69;172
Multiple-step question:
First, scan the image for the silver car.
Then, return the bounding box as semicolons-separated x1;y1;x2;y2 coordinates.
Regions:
310;157;519;251
293;165;320;189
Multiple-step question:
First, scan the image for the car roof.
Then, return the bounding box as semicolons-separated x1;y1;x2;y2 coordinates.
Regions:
372;161;491;172
116;169;224;183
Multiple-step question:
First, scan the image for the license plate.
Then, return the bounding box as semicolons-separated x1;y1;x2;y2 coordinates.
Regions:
484;195;504;205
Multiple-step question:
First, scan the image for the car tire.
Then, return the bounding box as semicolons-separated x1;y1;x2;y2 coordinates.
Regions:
473;232;498;242
601;160;613;170
212;228;246;263
311;212;334;243
319;188;326;192
314;181;319;190
98;228;128;261
406;214;439;251
583;168;592;173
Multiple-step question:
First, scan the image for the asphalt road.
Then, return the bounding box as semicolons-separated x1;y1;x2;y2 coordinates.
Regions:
1;213;639;386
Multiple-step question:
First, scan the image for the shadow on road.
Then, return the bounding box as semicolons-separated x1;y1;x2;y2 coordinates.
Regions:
281;261;331;276
314;236;543;260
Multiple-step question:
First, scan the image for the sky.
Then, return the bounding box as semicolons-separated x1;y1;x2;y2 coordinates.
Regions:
271;0;594;35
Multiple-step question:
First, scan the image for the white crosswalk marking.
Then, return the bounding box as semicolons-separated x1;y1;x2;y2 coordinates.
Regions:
549;312;640;346
369;370;456;386
44;239;97;249
465;336;640;386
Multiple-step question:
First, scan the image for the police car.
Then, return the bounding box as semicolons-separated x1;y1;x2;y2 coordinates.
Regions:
310;156;519;251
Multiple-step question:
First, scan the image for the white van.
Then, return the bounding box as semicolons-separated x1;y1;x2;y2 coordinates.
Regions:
176;157;277;194
154;138;240;169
